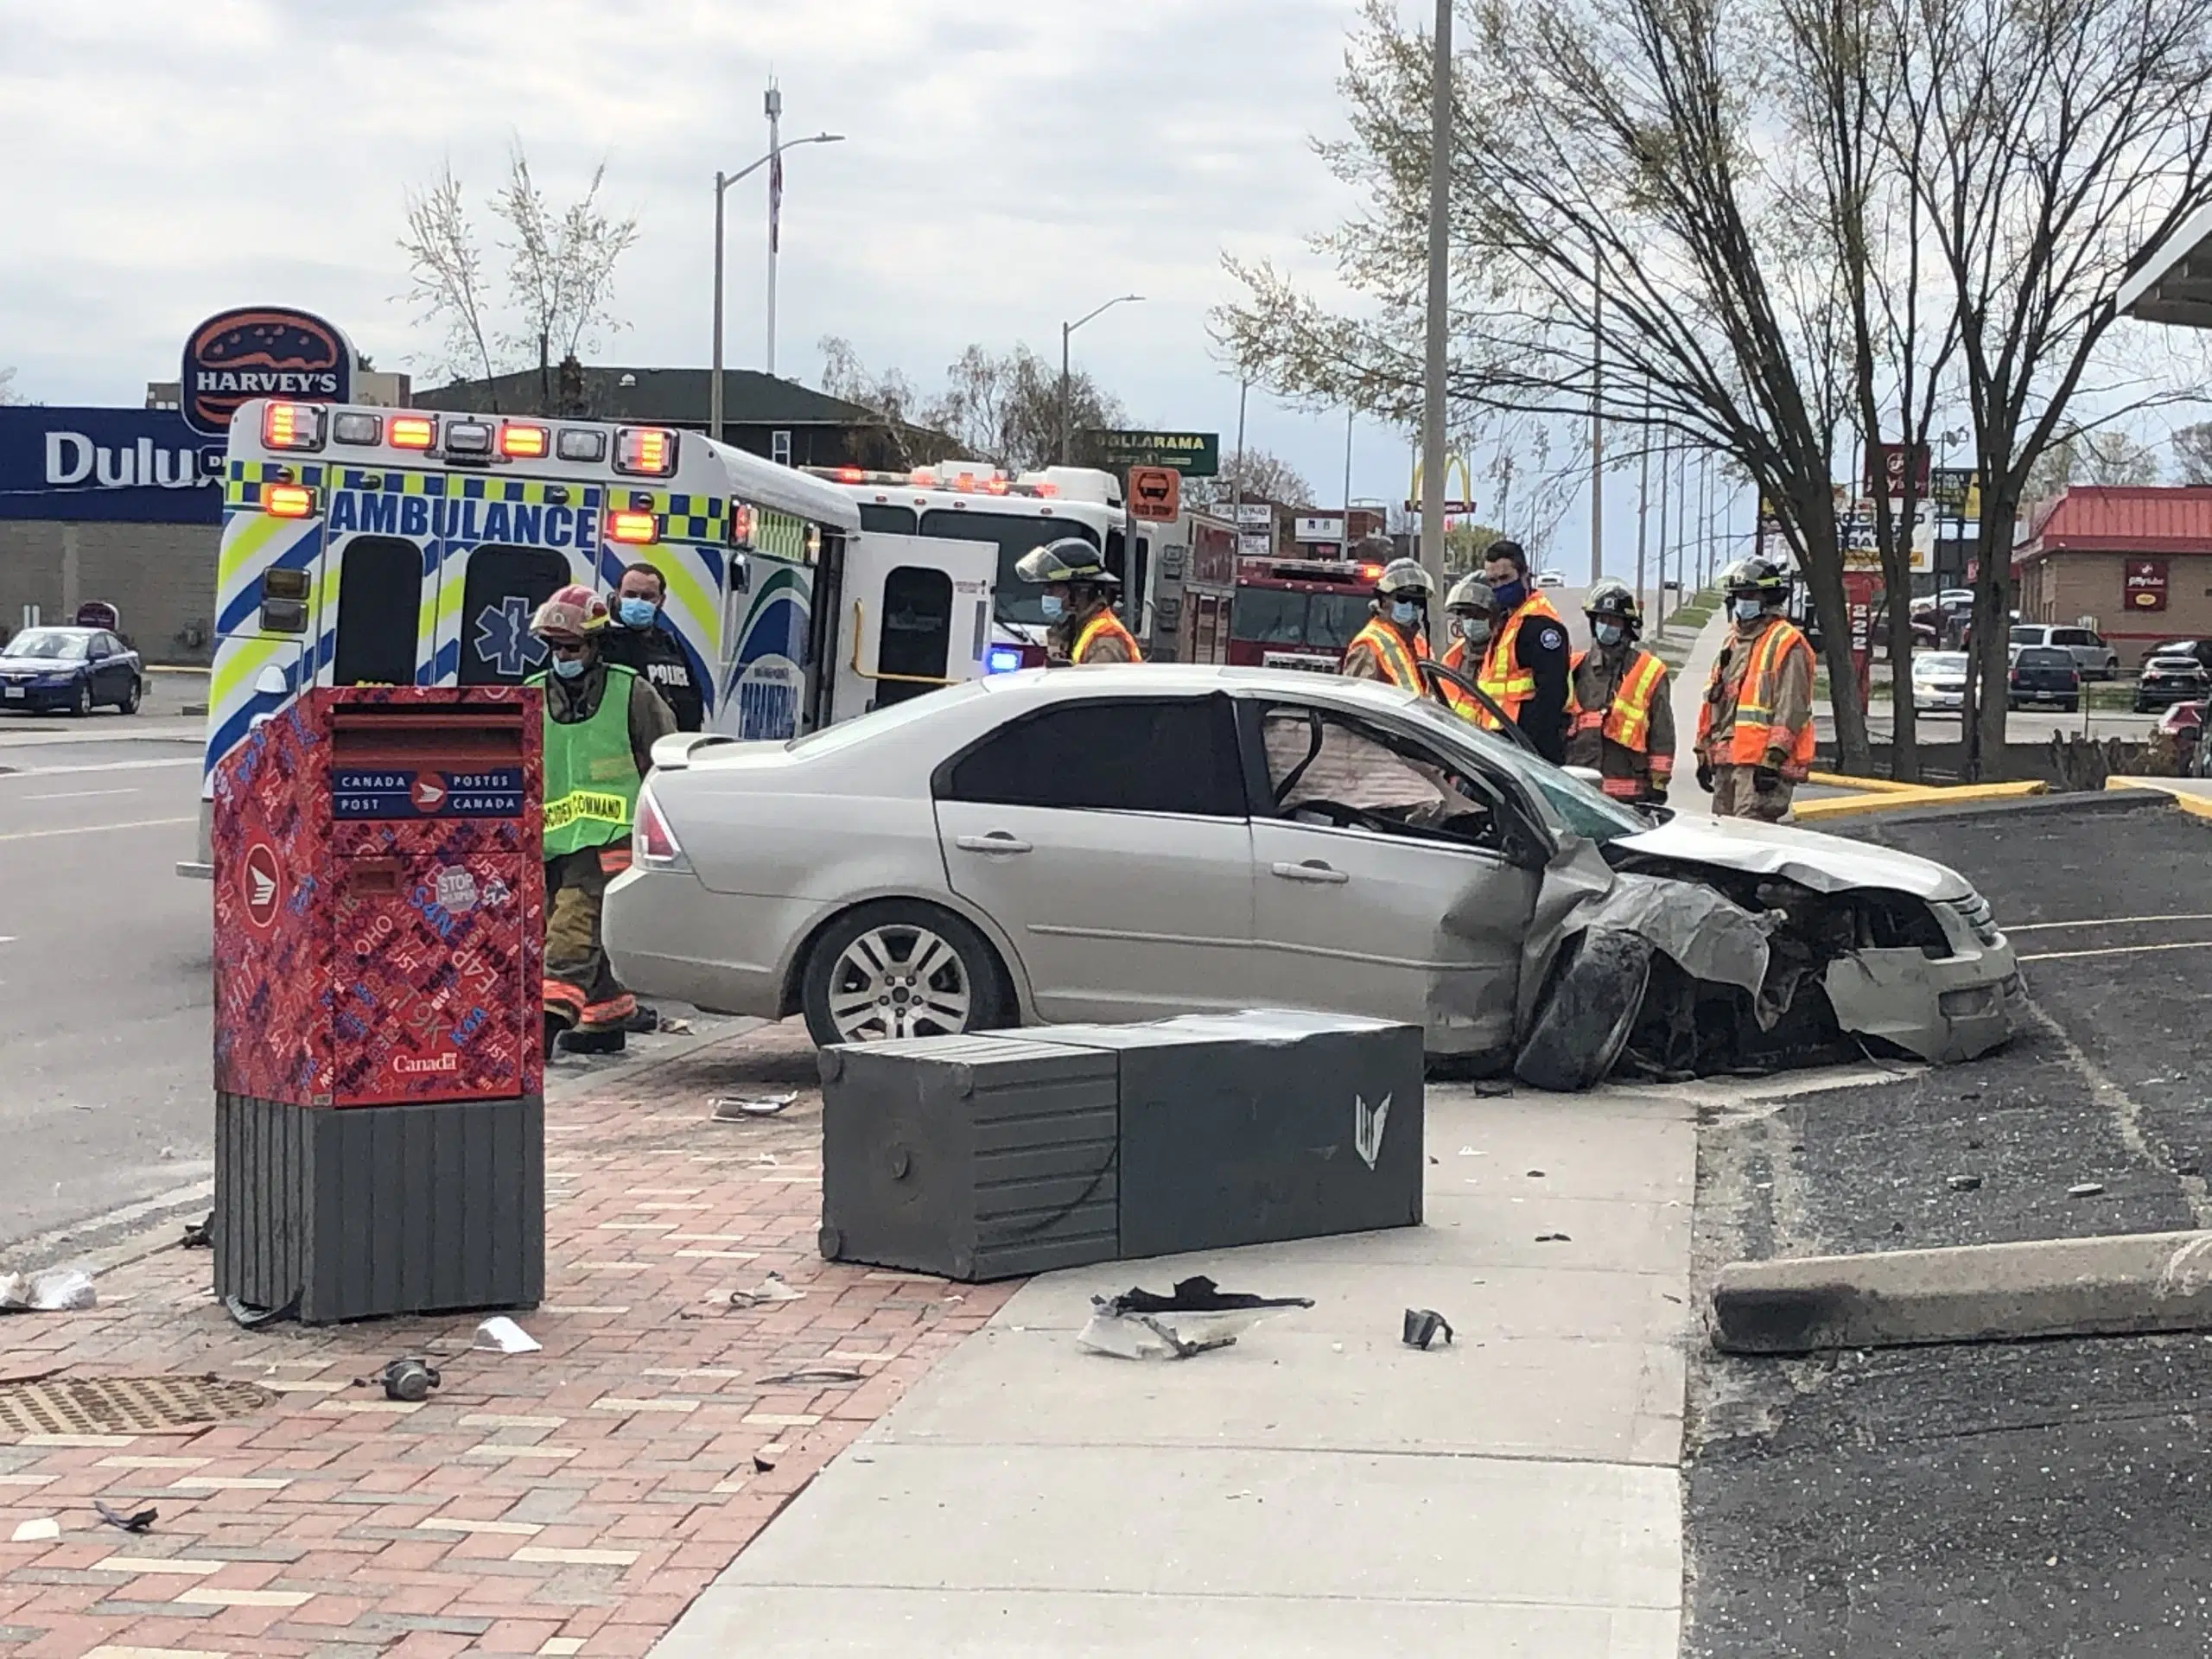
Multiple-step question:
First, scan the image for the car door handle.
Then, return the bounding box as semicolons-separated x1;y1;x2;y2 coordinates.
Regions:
955;833;1033;855
1272;859;1350;885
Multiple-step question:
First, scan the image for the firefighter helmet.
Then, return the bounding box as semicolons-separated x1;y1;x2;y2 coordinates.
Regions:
1374;558;1436;601
1444;573;1497;615
1584;579;1643;630
1015;537;1120;588
1721;557;1789;601
530;584;610;645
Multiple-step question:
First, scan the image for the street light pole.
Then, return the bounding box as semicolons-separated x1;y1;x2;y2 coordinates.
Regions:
708;125;844;443
1418;0;1452;588
1058;294;1142;465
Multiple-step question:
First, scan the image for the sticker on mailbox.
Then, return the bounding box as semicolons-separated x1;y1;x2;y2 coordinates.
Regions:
332;768;525;820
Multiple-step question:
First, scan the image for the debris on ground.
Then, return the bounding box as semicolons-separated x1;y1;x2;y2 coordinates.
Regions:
1402;1308;1455;1350
729;1272;806;1308
757;1368;864;1387
1473;1079;1514;1098
180;1214;213;1249
10;1518;60;1542
659;1016;694;1034
223;1294;294;1329
92;1499;156;1534
713;1091;799;1121
363;1357;441;1402
0;1268;95;1313
1947;1174;1984;1192
1077;1275;1314;1361
473;1316;541;1355
1535;1232;1573;1243
2069;1181;2107;1198
752;1452;778;1472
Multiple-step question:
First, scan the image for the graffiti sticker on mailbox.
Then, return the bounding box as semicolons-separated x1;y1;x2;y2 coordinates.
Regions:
332;768;526;819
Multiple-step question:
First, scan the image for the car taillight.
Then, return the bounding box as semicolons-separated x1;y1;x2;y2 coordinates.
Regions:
633;787;685;867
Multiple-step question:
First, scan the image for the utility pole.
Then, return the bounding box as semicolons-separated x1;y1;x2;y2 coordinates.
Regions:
1058;295;1142;466
764;82;783;378
1418;0;1452;588
1341;408;1356;560
1635;383;1651;621
710;119;844;441
1231;378;1249;528
1654;429;1671;630
1590;256;1604;583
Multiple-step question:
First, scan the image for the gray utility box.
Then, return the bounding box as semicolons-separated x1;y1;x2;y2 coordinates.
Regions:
819;1010;1422;1281
817;1035;1121;1281
216;1094;544;1325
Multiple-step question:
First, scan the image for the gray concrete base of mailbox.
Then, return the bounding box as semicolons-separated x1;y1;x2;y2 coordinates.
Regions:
1711;1230;2212;1354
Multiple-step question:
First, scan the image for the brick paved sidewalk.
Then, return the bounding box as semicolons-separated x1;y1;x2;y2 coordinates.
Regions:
0;1020;1015;1659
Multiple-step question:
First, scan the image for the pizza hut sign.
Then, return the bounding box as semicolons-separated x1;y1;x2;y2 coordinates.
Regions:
181;305;354;437
2125;558;2170;613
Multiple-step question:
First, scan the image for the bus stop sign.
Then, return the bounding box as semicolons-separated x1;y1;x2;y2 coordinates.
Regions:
1128;466;1181;523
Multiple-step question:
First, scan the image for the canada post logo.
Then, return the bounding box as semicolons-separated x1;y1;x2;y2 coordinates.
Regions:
181;306;353;437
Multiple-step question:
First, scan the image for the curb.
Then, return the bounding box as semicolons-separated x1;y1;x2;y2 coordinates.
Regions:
1792;779;2046;822
1805;770;1923;794
2107;778;2212;822
1712;1229;2212;1353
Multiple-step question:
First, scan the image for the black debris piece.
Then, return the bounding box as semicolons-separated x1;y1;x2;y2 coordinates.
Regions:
1402;1308;1455;1350
93;1498;156;1534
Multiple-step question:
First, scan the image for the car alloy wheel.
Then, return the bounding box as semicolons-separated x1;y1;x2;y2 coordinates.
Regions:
825;923;974;1042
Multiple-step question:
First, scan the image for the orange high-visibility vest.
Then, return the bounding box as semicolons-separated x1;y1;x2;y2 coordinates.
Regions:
1437;636;1479;718
1700;618;1817;778
1570;647;1668;753
1071;610;1143;664
1342;618;1430;693
1475;594;1576;731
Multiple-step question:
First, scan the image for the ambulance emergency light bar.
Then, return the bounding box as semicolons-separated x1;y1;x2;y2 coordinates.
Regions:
253;403;675;478
807;461;1128;506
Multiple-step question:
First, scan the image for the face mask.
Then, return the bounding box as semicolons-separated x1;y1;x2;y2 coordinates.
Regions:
550;654;586;680
617;597;657;628
1490;578;1527;612
1039;593;1065;621
1733;597;1767;623
1389;600;1421;626
1592;620;1624;646
1458;616;1493;645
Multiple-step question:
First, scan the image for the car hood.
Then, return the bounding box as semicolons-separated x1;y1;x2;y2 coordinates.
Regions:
0;657;83;674
1611;813;1972;901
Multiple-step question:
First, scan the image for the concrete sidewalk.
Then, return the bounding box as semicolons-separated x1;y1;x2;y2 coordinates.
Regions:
1665;610;1728;820
656;1082;1700;1658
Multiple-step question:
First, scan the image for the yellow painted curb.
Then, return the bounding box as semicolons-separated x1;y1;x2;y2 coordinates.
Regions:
1807;771;1923;794
1792;779;2047;823
2106;778;2212;821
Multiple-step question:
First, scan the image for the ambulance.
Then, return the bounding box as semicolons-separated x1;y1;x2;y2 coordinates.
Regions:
180;400;998;876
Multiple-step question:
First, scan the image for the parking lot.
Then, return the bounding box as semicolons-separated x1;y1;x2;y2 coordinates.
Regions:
1685;791;2212;1655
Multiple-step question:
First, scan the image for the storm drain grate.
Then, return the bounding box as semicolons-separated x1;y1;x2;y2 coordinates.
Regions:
0;1375;277;1439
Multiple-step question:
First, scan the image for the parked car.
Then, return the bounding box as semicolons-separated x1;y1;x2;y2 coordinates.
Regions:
606;666;2020;1087
2006;645;2081;712
1910;651;1969;715
2136;650;2212;713
1535;569;1568;589
0;626;143;716
2145;639;2212;677
2009;624;2120;681
2154;699;2206;772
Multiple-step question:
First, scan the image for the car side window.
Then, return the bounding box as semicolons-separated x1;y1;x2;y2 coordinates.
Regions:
938;695;1245;817
1255;704;1505;853
2054;628;2088;646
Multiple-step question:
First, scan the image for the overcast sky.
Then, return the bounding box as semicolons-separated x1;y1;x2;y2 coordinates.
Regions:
0;0;1732;572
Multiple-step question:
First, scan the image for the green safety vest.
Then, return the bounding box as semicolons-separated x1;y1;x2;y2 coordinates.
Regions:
528;662;644;856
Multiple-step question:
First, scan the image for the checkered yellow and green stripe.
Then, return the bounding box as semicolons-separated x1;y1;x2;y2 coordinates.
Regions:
613;489;729;546
222;460;327;508
328;468;592;504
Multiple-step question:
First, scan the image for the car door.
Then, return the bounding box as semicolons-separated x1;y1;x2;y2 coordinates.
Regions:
1240;697;1546;1056
88;633;123;702
932;691;1257;1021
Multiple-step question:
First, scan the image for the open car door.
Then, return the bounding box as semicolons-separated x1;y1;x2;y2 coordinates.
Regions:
830;531;996;725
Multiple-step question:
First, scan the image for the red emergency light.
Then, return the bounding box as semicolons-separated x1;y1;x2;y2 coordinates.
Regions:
834;466;866;483
262;402;324;451
606;509;659;545
499;423;549;460
388;415;436;451
1359;563;1385;582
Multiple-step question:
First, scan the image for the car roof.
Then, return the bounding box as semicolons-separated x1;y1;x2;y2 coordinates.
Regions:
976;662;1427;714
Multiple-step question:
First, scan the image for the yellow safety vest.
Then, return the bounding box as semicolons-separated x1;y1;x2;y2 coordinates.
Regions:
1472;595;1577;732
1700;619;1817;777
1071;610;1143;664
1342;618;1431;693
1570;647;1668;753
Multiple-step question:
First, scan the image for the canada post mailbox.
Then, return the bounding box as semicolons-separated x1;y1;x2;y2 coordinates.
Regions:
211;685;546;1323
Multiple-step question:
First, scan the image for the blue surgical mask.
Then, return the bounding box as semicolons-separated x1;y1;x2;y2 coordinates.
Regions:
1039;594;1065;621
550;654;586;680
1458;616;1493;645
617;597;657;628
1593;620;1624;646
1732;597;1767;623
1490;578;1527;612
1389;600;1421;626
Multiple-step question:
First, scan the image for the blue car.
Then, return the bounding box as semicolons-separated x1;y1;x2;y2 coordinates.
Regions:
0;626;143;716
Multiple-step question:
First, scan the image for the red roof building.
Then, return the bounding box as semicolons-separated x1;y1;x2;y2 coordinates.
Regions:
2013;486;2212;664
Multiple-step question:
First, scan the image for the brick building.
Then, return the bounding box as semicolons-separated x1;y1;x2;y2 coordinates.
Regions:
2013;486;2212;666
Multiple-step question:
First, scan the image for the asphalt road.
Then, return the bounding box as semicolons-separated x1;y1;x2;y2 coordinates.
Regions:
1685;792;2212;1656
0;694;212;1260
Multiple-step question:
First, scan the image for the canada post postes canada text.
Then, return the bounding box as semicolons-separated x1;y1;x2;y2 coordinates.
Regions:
324;492;594;549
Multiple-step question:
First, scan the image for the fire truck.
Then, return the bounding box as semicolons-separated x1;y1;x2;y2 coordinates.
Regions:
1224;554;1385;672
809;461;1134;667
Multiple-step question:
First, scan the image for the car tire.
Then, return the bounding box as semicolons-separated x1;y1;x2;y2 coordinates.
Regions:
118;677;142;715
1513;928;1654;1093
799;899;1013;1050
2059;697;2079;714
65;680;89;718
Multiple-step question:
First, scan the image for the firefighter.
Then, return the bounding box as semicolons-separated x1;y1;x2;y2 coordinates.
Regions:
1434;573;1496;721
1341;558;1437;693
1015;537;1142;664
598;561;704;733
1698;557;1817;821
1474;541;1572;763
527;585;678;1057
1568;580;1675;804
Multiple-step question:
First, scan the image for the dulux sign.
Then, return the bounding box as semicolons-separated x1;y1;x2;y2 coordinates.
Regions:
0;407;223;524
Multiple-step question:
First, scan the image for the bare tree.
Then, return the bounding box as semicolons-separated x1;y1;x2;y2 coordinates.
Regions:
0;365;22;406
1185;447;1318;510
817;336;931;468
399;162;499;393
1898;0;2212;774
927;346;1122;474
495;151;639;410
2029;428;2164;498
2173;420;2212;482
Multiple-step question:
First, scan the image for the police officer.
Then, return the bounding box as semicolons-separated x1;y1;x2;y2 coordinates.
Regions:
1014;537;1143;664
597;562;703;732
1340;558;1437;692
1568;580;1675;803
1698;557;1816;821
1474;541;1571;762
527;585;677;1057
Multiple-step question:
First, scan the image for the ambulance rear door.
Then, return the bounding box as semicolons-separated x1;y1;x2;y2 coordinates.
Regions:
433;482;606;688
830;531;996;726
319;466;437;687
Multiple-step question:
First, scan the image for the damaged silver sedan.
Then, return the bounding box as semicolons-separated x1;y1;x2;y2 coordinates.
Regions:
606;665;2020;1090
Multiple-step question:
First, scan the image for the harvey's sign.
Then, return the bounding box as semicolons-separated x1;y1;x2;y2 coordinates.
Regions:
0;408;222;524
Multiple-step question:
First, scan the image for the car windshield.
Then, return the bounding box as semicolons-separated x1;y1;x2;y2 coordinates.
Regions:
1916;652;1967;675
2017;648;2073;669
2;630;88;660
2009;626;2040;645
1393;694;1650;843
918;510;1103;630
1230;588;1369;651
